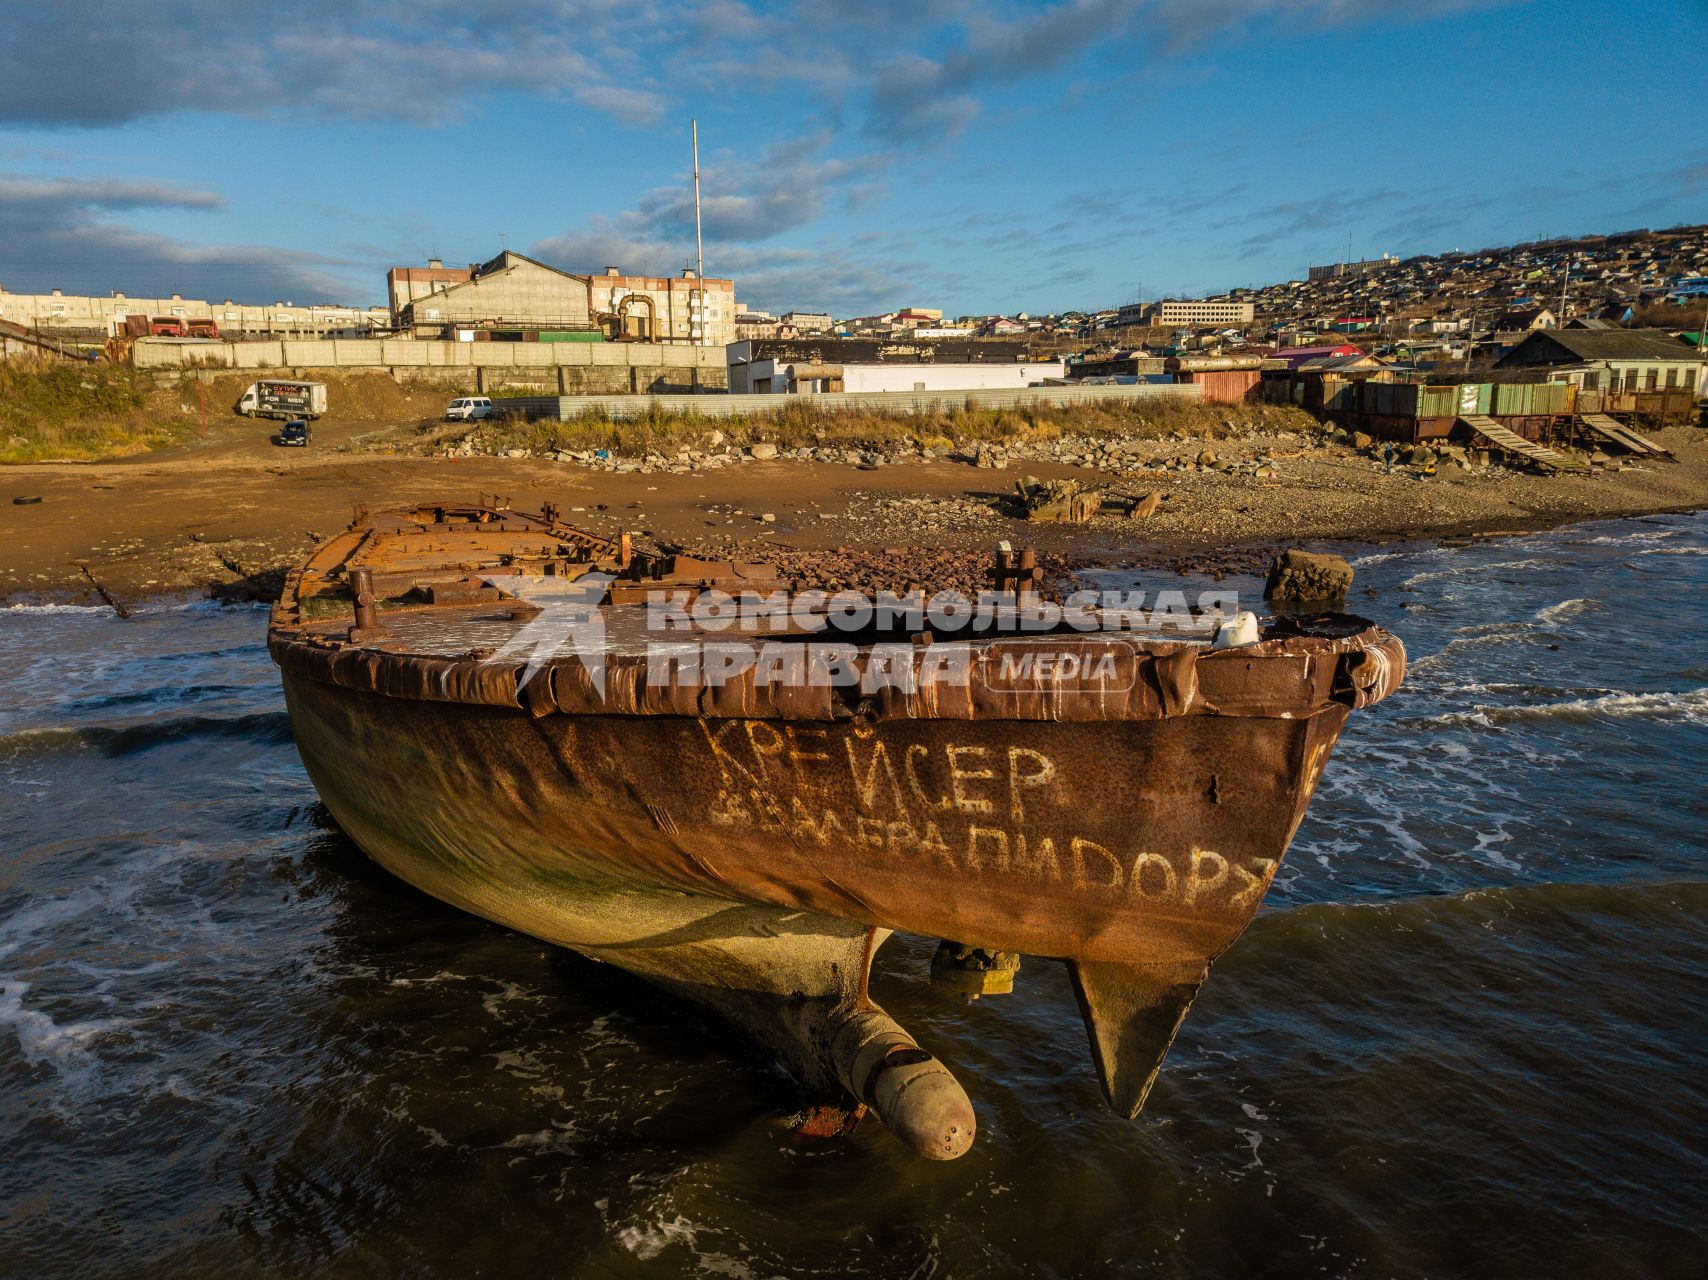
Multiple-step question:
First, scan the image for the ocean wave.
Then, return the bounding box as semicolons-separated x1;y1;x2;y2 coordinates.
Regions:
0;711;293;760
1249;878;1708;951
1400;558;1560;589
1452;619;1536;637
1636;545;1708;557
1568;529;1682;546
0;843;198;962
1;603;112;615
2;598;264;617
1420;687;1708;729
0;980;128;1071
1534;597;1601;624
1409;627;1544;670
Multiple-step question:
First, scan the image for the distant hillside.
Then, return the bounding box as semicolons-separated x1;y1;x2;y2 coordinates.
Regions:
1222;223;1708;331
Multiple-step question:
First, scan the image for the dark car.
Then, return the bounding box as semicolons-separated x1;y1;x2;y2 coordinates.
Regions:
278;419;311;447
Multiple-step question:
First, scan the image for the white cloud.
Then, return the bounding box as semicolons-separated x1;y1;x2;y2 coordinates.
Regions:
0;174;353;301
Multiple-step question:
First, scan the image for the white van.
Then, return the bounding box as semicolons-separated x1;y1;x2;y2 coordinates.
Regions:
445;396;493;421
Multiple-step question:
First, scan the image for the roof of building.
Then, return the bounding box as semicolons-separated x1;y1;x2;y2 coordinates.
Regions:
388;265;475;284
1496;328;1697;365
1269;343;1363;368
1296;353;1383;372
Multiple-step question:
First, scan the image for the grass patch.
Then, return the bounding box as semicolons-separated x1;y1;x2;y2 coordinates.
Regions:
412;396;1320;459
0;358;194;462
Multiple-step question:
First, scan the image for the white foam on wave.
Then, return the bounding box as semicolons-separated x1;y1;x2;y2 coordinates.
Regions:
619;1213;702;1263
1534;597;1601;624
1428;687;1708;729
1401;558;1552;589
1570;529;1681;546
1;598;265;619
1636;545;1708;557
1;603;112;616
1410;627;1542;671
0;843;192;962
0;980;127;1070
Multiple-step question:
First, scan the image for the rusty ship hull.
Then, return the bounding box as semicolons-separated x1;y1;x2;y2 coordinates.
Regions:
270;501;1404;1159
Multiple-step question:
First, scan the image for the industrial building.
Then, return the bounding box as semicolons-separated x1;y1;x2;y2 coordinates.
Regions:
389;251;736;345
1147;299;1257;326
1307;254;1400;282
385;260;475;321
590;266;736;345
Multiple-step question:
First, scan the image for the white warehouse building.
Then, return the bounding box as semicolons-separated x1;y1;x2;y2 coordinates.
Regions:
726;346;1065;394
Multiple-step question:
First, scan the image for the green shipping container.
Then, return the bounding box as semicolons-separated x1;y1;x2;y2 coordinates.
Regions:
1493;382;1568;415
538;330;605;343
1492;383;1528;415
1417;385;1461;418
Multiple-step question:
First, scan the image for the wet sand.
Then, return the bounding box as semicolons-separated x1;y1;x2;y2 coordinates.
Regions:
4;415;1708;606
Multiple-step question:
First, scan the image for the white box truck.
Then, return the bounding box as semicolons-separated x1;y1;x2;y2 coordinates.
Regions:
237;380;328;420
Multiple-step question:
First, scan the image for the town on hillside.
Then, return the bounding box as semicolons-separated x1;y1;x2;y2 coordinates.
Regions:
3;224;1704;458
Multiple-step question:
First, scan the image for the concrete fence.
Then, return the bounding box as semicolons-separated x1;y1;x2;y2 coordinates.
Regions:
130;336;728;393
493;382;1204;421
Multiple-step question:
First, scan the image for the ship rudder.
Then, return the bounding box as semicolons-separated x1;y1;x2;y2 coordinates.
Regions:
1069;958;1208;1118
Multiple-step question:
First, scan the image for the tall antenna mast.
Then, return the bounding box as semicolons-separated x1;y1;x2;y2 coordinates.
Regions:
692;119;705;347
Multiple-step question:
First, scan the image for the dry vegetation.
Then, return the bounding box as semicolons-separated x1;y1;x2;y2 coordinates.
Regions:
405;396;1323;459
1630;299;1708;331
0;358;195;463
176;371;447;422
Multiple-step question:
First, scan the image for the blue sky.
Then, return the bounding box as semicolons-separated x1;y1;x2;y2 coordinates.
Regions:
0;0;1703;317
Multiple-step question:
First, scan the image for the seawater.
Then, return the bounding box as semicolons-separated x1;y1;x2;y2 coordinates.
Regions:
1;513;1704;1278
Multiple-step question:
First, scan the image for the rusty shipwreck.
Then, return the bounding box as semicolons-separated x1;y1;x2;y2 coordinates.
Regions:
270;500;1405;1159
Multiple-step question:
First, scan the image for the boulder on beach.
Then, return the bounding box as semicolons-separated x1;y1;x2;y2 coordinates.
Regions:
1128;490;1163;520
1015;476;1101;523
1264;550;1354;604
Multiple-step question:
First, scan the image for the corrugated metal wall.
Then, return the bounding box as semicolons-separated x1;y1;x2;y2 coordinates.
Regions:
1184;369;1261;404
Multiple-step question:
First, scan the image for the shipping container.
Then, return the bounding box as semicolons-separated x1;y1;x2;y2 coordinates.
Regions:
1492;382;1570;416
1417;385;1462;418
538;331;606;343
